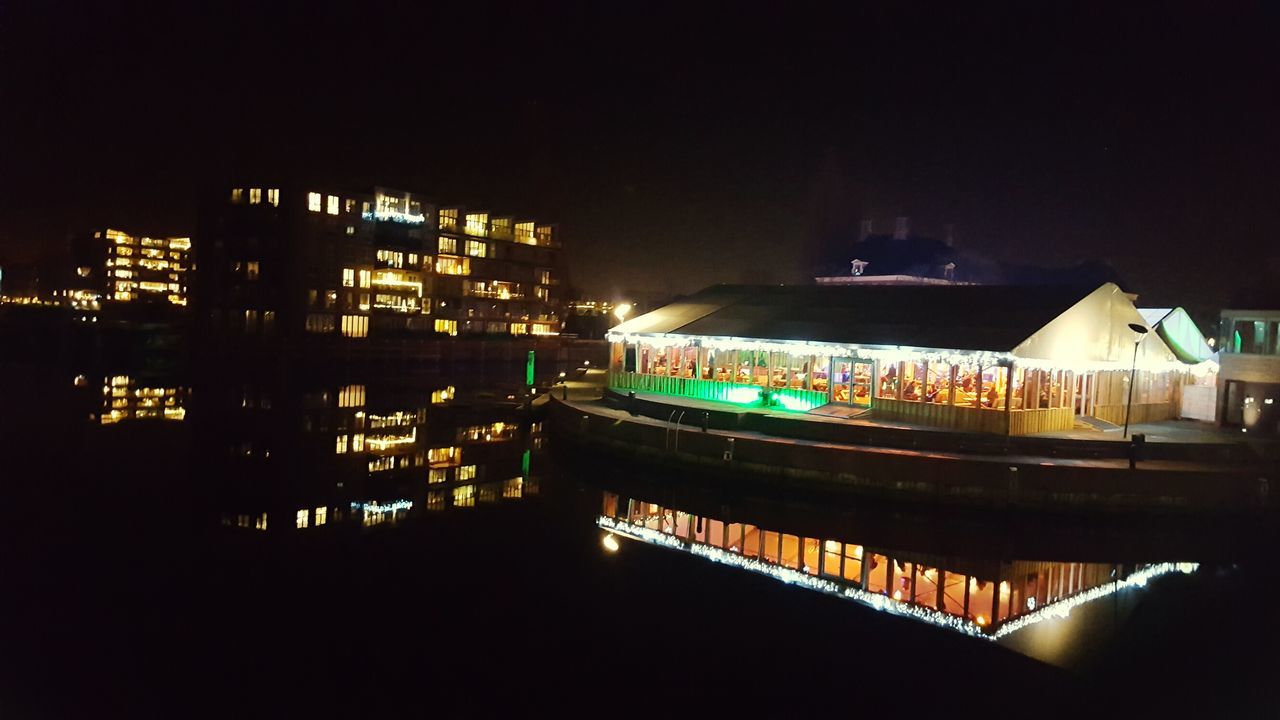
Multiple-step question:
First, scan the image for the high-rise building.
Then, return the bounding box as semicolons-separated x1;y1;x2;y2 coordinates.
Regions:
196;185;562;343
69;228;193;308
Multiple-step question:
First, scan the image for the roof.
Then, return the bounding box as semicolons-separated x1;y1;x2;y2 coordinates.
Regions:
611;283;1105;353
1139;307;1216;364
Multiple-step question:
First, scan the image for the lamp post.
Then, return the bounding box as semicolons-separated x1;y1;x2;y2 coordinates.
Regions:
1123;322;1149;438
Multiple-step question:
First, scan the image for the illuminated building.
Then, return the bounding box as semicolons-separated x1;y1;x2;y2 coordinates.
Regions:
97;374;188;425
197;186;562;342
598;491;1196;638
1217;308;1280;432
70;228;192;307
608;283;1217;435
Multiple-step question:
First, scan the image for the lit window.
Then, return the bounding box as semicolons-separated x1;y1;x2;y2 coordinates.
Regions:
230;188;243;203
249;188;262;204
458;465;477;481
428;468;448;484
341;315;368;338
434;319;458;336
339;384;365;407
465;240;487;258
435;256;470;276
465;213;489;237
352;433;364;451
327;195;339;215
246;261;260;280
439;208;458;231
296;509;309;529
438;237;457;254
358;269;371;288
342;268;355;287
336;434;348;454
314;507;327;526
308;192;322;212
267;188;279;206
515;222;535;244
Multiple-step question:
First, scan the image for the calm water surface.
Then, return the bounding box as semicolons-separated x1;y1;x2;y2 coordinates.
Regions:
1;360;1275;717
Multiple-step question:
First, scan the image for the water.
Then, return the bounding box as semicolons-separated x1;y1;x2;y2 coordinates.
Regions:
1;356;1276;717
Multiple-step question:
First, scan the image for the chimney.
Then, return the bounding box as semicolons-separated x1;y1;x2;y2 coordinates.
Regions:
858;219;873;243
893;216;909;241
944;223;955;247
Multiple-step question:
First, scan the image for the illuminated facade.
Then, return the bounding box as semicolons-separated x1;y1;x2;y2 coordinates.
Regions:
98;374;188;425
608;283;1216;435
70;228;192;307
598;491;1196;638
197;186;562;342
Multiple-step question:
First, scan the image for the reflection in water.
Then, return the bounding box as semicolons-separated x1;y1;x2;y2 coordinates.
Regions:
598;493;1197;639
187;366;547;534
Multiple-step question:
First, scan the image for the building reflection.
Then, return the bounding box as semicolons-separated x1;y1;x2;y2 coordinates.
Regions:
195;370;545;534
598;492;1195;638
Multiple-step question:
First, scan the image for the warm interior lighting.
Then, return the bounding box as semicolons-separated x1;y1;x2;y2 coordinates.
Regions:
602;534;620;553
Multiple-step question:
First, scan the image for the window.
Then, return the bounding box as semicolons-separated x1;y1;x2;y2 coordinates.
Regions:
465;213;488;237
439;208;458;232
465;240;487;257
342;268;355;287
339;384;365;407
434;319;458;336
435;256;470;275
457;465;477;481
515;222;535;244
246;261;260;280
535;225;553;245
358;269;371;288
336;434;348;454
230;188;243;203
428;468;449;484
296;509;309;529
341;315;368;338
509;323;528;335
249;188;262;204
314;507;327;526
326;195;339;215
438;236;457;254
267;188;279;206
308;192;322;212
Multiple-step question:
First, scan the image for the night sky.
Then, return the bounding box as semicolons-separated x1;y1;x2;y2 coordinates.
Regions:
3;1;1278;309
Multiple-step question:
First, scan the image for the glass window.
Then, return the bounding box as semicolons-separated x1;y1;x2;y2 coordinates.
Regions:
248;188;261;204
326;195;339;215
902;360;926;401
1232;320;1266;354
307;192;321;212
877;361;900;400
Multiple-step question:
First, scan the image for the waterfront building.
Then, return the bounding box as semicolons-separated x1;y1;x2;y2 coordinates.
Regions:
197;185;562;343
1217;308;1280;432
607;283;1215;435
69;228;192;309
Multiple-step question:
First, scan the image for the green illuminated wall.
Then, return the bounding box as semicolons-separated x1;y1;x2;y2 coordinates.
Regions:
608;371;827;412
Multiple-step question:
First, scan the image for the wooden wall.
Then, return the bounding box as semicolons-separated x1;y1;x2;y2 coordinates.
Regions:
1092;402;1174;426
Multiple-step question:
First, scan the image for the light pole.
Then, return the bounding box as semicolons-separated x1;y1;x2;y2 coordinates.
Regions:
1123;322;1149;438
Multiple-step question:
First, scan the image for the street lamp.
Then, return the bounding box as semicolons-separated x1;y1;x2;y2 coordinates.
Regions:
613;302;633;324
1123;322;1149;438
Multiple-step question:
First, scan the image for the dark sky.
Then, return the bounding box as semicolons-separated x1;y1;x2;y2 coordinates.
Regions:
2;1;1278;309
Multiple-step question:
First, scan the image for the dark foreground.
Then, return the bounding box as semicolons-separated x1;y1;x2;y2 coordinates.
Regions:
2;426;1276;719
